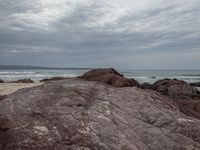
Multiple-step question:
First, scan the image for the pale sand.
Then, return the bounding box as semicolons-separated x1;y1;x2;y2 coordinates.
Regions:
0;83;43;96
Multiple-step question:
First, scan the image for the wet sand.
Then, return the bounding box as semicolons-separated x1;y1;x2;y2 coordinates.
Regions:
0;83;43;96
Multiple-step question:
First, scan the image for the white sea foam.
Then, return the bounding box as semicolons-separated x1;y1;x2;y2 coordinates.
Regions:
0;69;200;83
0;71;36;75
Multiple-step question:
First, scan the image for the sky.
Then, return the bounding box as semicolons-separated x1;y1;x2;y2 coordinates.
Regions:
0;0;200;69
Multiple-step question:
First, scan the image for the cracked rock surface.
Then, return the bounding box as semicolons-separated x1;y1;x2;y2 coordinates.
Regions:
0;78;200;150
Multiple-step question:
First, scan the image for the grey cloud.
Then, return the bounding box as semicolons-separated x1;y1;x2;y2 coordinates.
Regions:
0;0;200;69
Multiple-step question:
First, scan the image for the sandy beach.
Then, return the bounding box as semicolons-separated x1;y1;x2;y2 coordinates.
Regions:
0;82;42;96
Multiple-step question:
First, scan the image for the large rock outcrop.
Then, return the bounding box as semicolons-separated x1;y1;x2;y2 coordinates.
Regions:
0;78;200;149
151;78;200;100
0;79;3;83
79;68;140;87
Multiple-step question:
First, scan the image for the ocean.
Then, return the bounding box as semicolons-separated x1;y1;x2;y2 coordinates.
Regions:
0;69;200;84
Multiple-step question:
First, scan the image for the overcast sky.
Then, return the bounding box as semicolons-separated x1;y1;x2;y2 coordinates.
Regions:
0;0;200;69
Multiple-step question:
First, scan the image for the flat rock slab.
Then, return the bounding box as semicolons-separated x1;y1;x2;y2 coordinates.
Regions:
0;78;200;150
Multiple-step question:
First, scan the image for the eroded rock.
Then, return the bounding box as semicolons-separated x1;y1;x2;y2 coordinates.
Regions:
0;78;200;149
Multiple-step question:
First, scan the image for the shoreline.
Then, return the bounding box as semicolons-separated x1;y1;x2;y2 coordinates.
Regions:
0;76;199;96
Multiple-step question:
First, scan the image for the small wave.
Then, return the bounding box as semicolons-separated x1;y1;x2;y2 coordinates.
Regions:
172;76;200;79
0;74;50;78
181;74;200;77
128;76;149;79
0;71;36;75
62;74;78;77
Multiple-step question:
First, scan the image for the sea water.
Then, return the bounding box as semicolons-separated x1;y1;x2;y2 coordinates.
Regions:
0;69;200;84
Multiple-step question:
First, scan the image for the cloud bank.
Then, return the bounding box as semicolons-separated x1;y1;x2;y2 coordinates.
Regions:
0;0;200;69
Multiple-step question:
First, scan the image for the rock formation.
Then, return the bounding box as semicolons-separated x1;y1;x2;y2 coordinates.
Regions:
79;68;140;87
1;78;200;149
0;79;3;83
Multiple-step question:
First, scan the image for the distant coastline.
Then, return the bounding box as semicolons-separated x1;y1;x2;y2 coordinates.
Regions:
0;65;93;70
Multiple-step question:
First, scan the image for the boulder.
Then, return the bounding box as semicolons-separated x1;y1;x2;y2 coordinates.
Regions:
0;79;3;83
151;78;200;100
79;68;140;87
10;79;34;83
40;77;67;82
190;82;200;87
0;78;200;149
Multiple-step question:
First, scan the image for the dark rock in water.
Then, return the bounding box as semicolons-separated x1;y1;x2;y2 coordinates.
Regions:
151;76;157;79
0;95;7;101
10;79;34;83
190;82;200;87
79;68;140;87
0;79;3;83
40;77;67;82
151;78;200;100
140;83;152;89
0;78;200;149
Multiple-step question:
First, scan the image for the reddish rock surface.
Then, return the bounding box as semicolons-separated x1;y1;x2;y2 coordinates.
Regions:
151;78;200;100
79;68;140;87
40;77;67;82
10;79;34;83
177;99;200;119
0;78;200;149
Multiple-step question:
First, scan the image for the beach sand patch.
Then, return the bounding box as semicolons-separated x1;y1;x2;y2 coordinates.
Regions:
0;83;43;96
